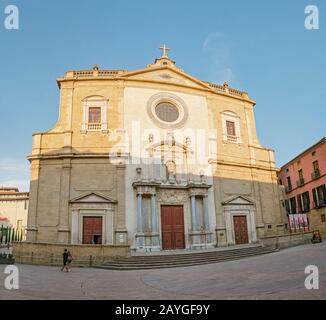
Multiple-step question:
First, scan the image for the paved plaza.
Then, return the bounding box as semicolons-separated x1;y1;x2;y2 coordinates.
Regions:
0;243;325;300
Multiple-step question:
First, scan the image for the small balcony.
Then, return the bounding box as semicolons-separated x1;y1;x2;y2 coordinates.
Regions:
226;135;238;143
314;199;326;208
311;170;321;180
87;123;102;131
285;185;292;193
296;179;305;187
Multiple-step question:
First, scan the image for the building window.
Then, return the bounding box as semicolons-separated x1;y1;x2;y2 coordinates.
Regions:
221;111;241;144
321;215;326;223
147;93;188;129
313;184;326;208
81;96;108;133
298;192;310;213
312;160;320;179
226;120;236;137
286;176;292;192
279;179;283;185
289;197;297;214
89;107;101;123
297;169;304;186
88;107;102;130
155;102;179;123
312;151;316;156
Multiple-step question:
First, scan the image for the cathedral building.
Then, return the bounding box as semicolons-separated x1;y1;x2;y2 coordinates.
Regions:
26;47;286;252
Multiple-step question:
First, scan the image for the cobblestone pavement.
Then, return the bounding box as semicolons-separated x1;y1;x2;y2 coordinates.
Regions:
0;243;325;300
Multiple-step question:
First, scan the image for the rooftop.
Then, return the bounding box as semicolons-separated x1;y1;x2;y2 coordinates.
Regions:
57;46;252;103
280;137;326;170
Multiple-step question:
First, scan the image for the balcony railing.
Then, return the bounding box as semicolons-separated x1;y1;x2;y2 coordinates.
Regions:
311;170;321;180
227;135;238;143
314;199;326;208
296;179;305;187
87;123;102;131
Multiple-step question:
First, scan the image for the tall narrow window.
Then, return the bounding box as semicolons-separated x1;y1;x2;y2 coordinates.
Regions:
312;160;320;179
226;120;236;137
299;192;310;213
222;111;241;144
287;176;292;191
313;184;326;207
88;107;102;130
298;169;304;186
289;197;297;214
89;107;101;123
313;160;319;172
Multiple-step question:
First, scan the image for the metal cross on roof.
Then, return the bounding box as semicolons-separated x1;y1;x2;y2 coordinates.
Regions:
159;44;171;57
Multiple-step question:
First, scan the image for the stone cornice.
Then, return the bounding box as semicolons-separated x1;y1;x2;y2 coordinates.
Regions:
56;65;256;105
208;159;278;172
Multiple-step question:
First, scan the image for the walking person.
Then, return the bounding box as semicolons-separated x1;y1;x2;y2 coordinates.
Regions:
61;249;69;272
66;251;74;272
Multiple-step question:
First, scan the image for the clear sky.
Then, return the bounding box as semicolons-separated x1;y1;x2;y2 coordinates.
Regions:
0;0;325;191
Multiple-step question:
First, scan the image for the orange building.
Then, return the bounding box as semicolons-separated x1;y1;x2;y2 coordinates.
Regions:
278;138;326;237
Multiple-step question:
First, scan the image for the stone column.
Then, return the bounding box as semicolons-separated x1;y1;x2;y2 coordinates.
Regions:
115;164;128;244
137;193;143;232
71;210;79;244
151;194;158;233
203;195;210;231
58;159;71;244
191;195;198;231
26;159;41;242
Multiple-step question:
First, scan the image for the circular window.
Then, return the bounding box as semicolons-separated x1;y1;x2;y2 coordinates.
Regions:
155;102;179;123
147;93;188;129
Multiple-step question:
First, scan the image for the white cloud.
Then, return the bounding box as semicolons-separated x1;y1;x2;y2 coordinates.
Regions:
0;158;30;192
202;32;235;84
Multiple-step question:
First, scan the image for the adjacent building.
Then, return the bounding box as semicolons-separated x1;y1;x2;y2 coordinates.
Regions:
278;138;326;237
0;187;29;233
25;48;285;253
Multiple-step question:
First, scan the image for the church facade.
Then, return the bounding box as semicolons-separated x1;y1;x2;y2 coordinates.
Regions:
26;48;286;252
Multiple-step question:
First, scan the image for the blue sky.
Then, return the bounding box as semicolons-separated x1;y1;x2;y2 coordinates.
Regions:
0;0;325;191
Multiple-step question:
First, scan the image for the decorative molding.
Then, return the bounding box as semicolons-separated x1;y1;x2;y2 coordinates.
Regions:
70;192;117;204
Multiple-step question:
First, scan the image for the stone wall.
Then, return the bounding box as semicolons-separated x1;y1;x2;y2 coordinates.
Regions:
13;242;130;266
308;207;326;238
259;231;313;249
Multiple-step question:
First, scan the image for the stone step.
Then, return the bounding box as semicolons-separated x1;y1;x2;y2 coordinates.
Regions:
99;247;278;270
113;247;270;263
107;248;274;264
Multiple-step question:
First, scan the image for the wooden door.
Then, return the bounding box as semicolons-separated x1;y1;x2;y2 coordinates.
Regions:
83;216;103;244
233;216;249;245
161;205;185;250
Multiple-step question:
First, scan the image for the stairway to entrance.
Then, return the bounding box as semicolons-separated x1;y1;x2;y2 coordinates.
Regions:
99;245;278;270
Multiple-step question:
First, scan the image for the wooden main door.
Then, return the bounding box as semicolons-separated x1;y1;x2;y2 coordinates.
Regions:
161;205;185;250
233;216;249;245
83;216;103;244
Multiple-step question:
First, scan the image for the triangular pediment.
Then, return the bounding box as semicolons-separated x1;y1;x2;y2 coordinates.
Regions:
120;66;212;91
222;196;254;206
70;192;117;204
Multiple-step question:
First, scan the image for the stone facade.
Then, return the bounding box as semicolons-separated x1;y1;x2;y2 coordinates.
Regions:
25;50;286;254
0;187;29;233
